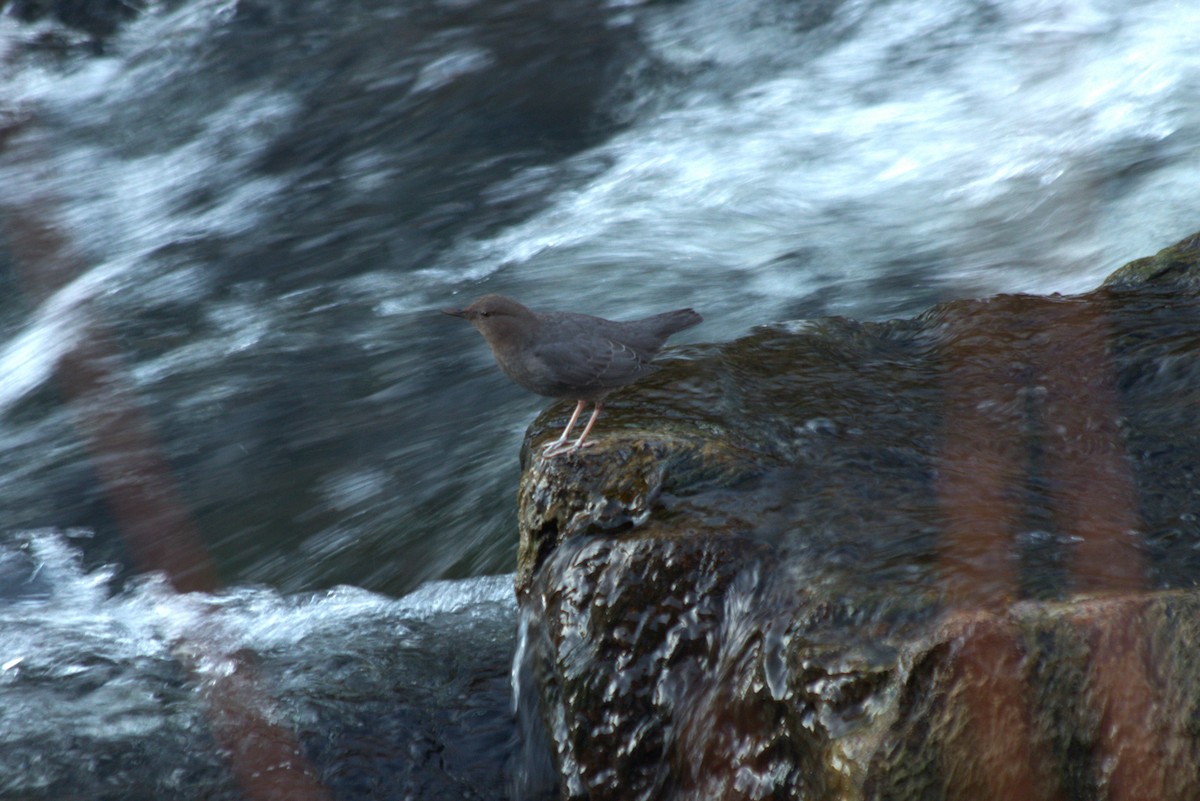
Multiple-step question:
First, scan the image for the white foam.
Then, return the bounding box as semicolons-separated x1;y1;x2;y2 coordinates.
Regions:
439;0;1199;326
0;261;126;414
0;530;514;673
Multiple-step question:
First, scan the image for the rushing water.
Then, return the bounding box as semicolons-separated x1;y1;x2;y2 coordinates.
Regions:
0;529;526;799
0;0;1198;796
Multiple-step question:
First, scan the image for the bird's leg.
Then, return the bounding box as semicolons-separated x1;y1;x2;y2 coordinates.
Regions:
542;400;586;455
566;402;604;452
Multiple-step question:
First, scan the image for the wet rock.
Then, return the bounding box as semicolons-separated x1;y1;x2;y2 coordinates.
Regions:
1101;230;1200;291
862;593;1200;801
515;230;1200;799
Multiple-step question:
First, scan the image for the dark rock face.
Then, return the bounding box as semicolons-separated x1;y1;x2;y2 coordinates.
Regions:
863;594;1200;801
515;231;1200;800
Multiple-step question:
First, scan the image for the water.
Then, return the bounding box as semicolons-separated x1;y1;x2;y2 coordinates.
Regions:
0;0;1198;796
0;529;523;799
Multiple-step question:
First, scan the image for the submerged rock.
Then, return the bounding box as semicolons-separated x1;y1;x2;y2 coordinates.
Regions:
515;230;1200;800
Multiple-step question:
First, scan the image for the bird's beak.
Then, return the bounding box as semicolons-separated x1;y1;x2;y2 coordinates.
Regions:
441;307;467;318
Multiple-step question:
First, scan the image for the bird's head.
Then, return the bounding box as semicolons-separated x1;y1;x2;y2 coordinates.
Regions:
442;294;536;347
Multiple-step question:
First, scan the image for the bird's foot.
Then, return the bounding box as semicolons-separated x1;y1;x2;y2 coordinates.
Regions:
540;439;597;459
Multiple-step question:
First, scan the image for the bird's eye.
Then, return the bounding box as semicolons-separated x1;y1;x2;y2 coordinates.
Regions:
480;311;491;317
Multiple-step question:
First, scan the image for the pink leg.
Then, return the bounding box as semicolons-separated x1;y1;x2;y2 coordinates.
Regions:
542;400;586;454
568;403;603;452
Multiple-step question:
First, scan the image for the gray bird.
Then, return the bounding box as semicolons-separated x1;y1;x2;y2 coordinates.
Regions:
443;294;702;456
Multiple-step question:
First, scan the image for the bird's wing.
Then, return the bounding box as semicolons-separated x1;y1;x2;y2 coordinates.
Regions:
532;336;656;394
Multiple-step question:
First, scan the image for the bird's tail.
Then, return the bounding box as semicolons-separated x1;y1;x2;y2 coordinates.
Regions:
649;308;703;339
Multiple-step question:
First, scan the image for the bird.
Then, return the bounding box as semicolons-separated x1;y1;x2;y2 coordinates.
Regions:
443;294;702;456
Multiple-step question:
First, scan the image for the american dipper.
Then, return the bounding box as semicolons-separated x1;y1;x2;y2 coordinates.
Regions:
443;294;702;456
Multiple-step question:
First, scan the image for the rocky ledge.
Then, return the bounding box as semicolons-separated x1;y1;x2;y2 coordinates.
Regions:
514;231;1200;800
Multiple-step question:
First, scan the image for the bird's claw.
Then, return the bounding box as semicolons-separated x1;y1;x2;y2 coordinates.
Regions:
540;440;597;459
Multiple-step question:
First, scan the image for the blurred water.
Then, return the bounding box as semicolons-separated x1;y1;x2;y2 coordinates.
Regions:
0;528;524;800
451;0;1200;319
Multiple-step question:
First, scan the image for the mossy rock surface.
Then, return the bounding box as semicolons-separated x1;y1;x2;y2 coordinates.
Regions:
1101;231;1200;290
